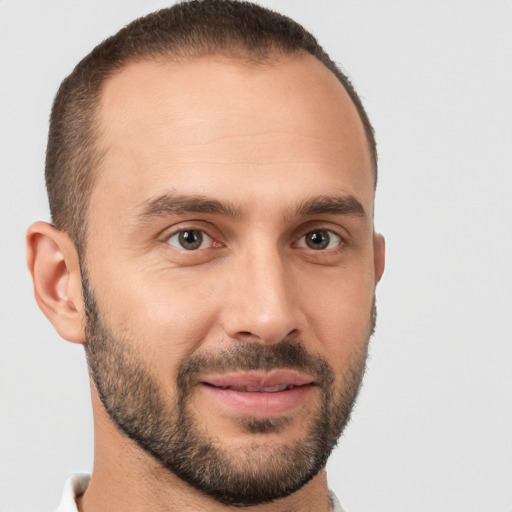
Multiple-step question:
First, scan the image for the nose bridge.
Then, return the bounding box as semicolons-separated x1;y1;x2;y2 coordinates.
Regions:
222;240;298;344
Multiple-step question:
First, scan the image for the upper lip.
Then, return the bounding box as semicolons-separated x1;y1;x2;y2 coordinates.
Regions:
201;370;315;391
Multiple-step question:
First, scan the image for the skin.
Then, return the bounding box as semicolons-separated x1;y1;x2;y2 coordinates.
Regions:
27;53;385;512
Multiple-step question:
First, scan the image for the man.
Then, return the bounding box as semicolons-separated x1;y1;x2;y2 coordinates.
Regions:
26;1;384;511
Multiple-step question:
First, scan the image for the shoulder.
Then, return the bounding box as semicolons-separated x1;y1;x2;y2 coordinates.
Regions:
55;474;90;512
329;489;348;512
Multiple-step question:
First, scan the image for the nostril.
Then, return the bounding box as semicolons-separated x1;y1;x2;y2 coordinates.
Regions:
286;328;299;339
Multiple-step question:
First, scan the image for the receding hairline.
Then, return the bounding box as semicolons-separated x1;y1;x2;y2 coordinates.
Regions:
97;50;369;126
93;49;376;166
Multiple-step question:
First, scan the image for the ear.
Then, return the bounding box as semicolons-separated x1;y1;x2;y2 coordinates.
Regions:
373;233;385;284
26;222;85;344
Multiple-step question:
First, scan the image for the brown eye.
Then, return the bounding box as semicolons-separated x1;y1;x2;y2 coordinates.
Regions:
300;230;341;250
167;230;210;250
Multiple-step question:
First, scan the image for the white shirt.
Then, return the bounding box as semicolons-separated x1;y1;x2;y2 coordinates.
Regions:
56;474;346;512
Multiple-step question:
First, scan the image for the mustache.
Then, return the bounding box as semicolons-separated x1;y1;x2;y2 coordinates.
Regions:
176;339;335;392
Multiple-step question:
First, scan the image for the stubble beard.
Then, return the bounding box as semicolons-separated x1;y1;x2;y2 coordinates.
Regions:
82;274;375;506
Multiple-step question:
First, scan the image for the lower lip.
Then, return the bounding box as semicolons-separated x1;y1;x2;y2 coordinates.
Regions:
201;384;315;417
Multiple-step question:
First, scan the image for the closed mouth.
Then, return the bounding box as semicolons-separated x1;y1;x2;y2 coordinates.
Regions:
198;370;316;417
203;383;306;393
200;369;315;392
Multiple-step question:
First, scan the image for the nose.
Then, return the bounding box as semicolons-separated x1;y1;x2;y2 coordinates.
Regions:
221;245;300;345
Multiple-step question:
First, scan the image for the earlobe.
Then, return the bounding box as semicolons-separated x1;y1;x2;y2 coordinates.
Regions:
26;222;86;344
373;233;385;284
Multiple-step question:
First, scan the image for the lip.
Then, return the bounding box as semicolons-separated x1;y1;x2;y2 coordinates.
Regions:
200;370;316;417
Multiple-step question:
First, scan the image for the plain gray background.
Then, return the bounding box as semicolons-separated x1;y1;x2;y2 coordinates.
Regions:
1;1;511;511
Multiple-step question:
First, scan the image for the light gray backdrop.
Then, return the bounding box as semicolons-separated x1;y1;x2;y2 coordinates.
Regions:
1;1;511;511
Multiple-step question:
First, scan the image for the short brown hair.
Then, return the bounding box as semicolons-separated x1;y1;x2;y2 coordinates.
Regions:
45;0;377;253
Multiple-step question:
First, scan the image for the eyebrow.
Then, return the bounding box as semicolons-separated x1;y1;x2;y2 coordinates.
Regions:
294;195;366;218
136;193;244;222
136;192;366;225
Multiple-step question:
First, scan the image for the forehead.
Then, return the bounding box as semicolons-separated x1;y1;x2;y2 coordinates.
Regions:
91;54;374;222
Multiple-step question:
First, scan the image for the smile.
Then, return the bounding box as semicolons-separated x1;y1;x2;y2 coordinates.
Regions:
199;370;316;417
209;384;298;392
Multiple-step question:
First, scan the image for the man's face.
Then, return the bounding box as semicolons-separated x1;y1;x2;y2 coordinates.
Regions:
83;54;382;505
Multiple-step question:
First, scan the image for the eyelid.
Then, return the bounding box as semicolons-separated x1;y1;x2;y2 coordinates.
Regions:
293;219;348;241
294;229;343;250
159;220;215;238
160;221;224;250
166;229;215;250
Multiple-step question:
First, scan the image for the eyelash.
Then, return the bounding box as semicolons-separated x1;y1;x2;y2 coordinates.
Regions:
164;226;345;253
294;229;343;251
166;229;219;251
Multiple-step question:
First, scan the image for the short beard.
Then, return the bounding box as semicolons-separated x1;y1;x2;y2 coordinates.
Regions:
82;270;374;506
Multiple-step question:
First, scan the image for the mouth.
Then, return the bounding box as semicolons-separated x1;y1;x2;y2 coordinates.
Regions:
199;370;316;417
207;383;300;392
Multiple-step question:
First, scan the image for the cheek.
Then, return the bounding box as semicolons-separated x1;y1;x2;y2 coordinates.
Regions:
296;261;375;357
90;265;223;372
